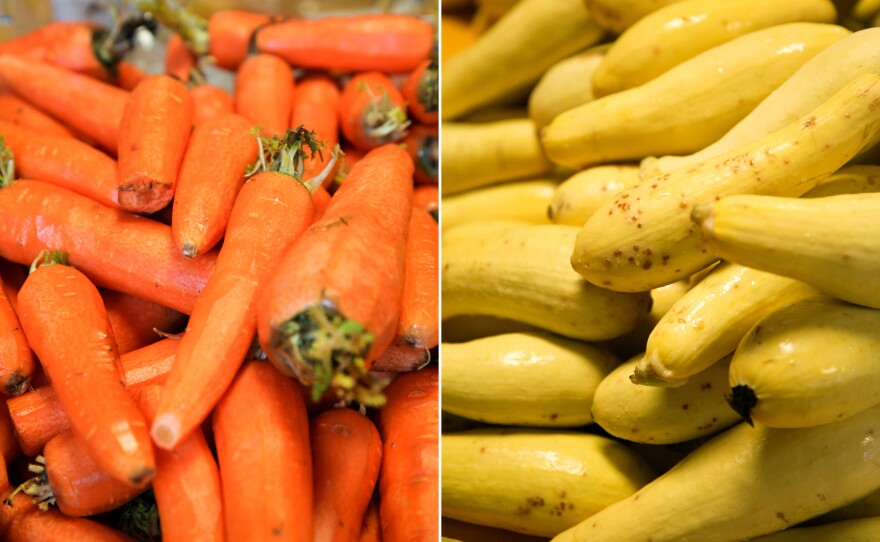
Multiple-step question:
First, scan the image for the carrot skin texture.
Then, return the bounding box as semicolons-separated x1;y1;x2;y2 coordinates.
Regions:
154;171;314;450
0;119;120;208
16;264;155;485
208;10;273;70
8;338;179;456
378;367;439;542
0;55;127;153
190;84;235;126
312;407;383;542
0;91;73;138
398;207;439;350
338;72;410;151
102;290;187;354
0;269;33;396
165;33;197;82
312;186;332;222
401;60;438;124
291;75;341;186
171;113;259;258
0;180;217;314
256;15;433;73
138;385;224;542
117;75;194;214
234;54;294;137
213;361;313;542
403;123;438;185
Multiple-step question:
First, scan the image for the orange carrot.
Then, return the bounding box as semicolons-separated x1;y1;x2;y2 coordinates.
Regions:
208;10;273;70
165;33;196;82
0;397;20;463
17;258;155;485
117;75;194;214
0;180;217;314
398;207;438;350
256;15;433;73
0;55;128;153
0;486;135;542
291;75;341;186
403;123;438;185
102;290;187;354
359;495;382;542
338;72;410;151
152;129;326;451
258;144;414;405
312;185;332;222
372;343;430;372
234;53;294;137
0;91;72;138
377;367;439;542
312;407;383;542
0;22;106;80
190;84;235;125
0;449;6;489
0;119;120;208
7;338;179;457
112;61;149;91
412;185;438;218
171;113;258;258
0;265;33;395
0;260;26;309
401;59;438;124
137;385;224;542
213;361;312;542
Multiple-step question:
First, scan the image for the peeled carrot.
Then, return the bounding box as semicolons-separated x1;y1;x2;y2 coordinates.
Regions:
17;259;155;485
234;53;294;137
401;59;438;124
256;15;433;73
171;113;258;258
312;407;383;542
0;486;135;542
213;361;313;542
117;75;194;214
0;55;128;153
0;267;33;395
190;84;235;125
138;385;224;542
0;397;19;463
412;184;438;217
403;123;438;185
291;75;341;186
359;495;382;542
372;342;430;373
0;119;120;208
7;338;179;457
152;129;323;451
258;144;414;405
102;290;187;354
377;367;439;542
209;10;273;70
0;180;217;315
0;91;73;138
398;207;439;350
165;33;196;82
338;72;410;151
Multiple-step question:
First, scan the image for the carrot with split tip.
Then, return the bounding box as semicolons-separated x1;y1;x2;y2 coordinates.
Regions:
0;180;217;314
378;366;439;542
8;338;179;457
0;119;120;208
312;407;383;542
165;33;197;82
234;53;294;137
0;91;72;138
213;361;313;542
152;127;337;451
403;123;438;185
398;207;439;350
339;72;411;151
291;75;341;188
402;59;438;124
102;290;187;354
16;254;155;485
171;113;259;258
137;384;224;542
257;144;414;406
256;15;433;73
0;55;128;153
117;75;193;214
190;84;234;125
412;184;438;218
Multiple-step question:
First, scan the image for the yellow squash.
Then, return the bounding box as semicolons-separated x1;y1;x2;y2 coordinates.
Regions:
548;165;640;227
528;45;608;129
803;164;880;197
584;0;682;33
443;178;559;232
751;518;880;542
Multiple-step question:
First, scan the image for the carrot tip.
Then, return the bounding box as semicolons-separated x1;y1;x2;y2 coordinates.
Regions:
3;372;30;396
151;413;181;451
181;241;198;259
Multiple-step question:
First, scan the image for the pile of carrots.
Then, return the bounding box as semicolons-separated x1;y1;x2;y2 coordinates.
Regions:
0;3;438;541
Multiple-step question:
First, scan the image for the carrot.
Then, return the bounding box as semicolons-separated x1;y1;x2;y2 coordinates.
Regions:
256;15;433;73
377;367;439;542
359;495;382;542
333;144;368;191
102;290;187;354
0;91;73;138
0;263;33;396
213;361;312;542
403;123;438;185
171;113;258;258
152;128;330;451
0;260;25;312
117;74;194;214
0;180;217;314
0;397;20;463
165;33;196;82
7;338;179;457
209;10;274;69
0;448;6;489
291;75;341;187
412;184;438;218
338;72;410;151
401;59;438;124
0;55;128;153
0;119;120;208
190;84;235;125
16;256;155;485
4;430;147;517
234;53;294;137
312;185;332;221
137;385;224;542
398;207;439;350
257;144;414;405
0;486;135;542
312;407;383;542
112;61;149;91
371;343;430;373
